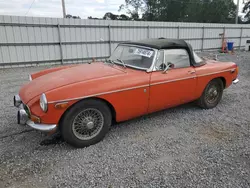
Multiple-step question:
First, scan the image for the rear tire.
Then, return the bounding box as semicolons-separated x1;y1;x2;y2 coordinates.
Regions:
197;79;224;109
60;99;112;148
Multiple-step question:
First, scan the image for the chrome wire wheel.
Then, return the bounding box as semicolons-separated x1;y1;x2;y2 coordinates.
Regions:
72;108;104;140
205;85;219;104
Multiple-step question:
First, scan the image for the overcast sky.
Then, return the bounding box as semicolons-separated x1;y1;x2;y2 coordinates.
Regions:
0;0;246;19
0;0;125;19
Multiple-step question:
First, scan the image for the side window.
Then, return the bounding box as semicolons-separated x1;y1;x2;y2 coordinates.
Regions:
164;49;190;69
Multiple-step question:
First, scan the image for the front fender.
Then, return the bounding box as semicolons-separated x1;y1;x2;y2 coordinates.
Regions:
26;94;78;124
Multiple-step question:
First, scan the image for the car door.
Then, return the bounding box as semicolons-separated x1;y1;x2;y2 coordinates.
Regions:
148;48;197;113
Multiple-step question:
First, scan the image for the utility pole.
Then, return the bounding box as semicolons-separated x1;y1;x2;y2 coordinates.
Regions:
236;0;240;24
61;0;66;18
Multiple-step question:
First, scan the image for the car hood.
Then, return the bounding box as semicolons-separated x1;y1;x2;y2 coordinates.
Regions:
19;62;125;104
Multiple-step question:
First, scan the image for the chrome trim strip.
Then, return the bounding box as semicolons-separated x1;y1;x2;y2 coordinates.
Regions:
48;84;150;104
151;50;164;72
197;69;235;77
114;61;148;71
119;43;156;51
148;48;158;72
150;76;196;86
47;69;235;104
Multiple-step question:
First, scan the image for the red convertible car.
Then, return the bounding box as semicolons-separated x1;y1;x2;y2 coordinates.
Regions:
14;38;239;148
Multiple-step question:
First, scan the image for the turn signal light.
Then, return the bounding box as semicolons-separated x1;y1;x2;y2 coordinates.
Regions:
30;115;41;123
235;66;239;76
55;102;68;109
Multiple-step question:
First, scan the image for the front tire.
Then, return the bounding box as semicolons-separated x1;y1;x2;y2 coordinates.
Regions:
197;79;224;109
60;99;112;148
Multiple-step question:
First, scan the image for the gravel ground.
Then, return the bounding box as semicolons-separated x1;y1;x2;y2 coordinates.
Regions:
0;51;249;188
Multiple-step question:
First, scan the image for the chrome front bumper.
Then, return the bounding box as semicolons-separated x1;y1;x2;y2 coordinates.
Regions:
14;95;57;132
233;78;239;84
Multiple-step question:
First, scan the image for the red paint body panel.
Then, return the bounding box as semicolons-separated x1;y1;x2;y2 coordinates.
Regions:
31;65;77;80
98;87;149;122
27;96;77;124
20;63;125;104
149;67;197;113
19;59;238;126
194;60;238;99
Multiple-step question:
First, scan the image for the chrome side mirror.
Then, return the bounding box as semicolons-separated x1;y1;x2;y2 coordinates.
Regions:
162;63;174;74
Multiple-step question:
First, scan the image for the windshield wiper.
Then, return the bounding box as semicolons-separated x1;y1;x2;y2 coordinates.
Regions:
105;59;115;66
116;59;126;68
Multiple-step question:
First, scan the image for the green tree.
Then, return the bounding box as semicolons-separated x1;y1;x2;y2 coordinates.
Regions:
102;12;132;20
103;12;118;20
119;0;237;23
189;0;236;23
119;0;146;19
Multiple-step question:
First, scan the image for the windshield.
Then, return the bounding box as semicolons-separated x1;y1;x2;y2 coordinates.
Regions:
193;51;203;64
109;45;155;70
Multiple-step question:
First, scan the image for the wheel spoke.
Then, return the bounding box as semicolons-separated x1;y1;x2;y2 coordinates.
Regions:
205;83;220;104
72;108;104;141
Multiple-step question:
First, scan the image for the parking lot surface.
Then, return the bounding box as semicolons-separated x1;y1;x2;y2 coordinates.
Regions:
0;51;249;188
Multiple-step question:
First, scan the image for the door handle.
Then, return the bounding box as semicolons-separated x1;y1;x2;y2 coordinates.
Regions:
188;70;196;74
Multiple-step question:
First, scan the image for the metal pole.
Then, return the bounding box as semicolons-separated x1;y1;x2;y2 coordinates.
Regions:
178;26;180;39
108;25;112;56
147;26;150;38
58;24;64;64
61;0;66;18
239;27;243;50
235;0;240;24
201;26;205;51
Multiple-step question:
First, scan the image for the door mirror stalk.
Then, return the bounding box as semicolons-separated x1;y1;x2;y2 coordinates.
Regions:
162;62;174;74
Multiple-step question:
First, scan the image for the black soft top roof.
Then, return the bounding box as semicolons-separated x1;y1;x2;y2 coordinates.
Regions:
120;38;206;67
121;38;189;50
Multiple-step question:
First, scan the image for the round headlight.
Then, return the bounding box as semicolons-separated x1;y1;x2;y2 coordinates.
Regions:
40;93;48;112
